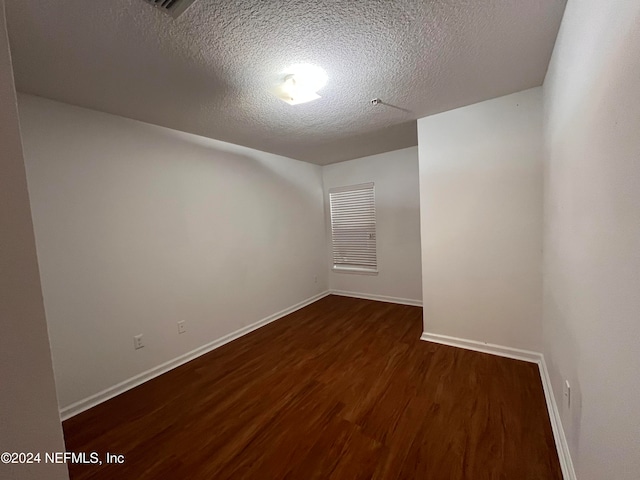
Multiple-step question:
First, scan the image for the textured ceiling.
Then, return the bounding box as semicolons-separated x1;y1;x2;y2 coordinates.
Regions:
5;0;566;165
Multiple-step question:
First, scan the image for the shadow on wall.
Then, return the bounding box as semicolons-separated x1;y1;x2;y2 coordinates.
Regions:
134;117;323;200
18;94;327;409
543;290;582;460
543;7;640;477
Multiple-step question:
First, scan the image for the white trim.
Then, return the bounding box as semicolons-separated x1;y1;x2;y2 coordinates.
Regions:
420;331;576;480
538;356;577;480
330;290;422;307
60;290;330;420
419;332;540;363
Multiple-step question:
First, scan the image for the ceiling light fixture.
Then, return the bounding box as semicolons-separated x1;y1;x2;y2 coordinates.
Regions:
275;64;328;106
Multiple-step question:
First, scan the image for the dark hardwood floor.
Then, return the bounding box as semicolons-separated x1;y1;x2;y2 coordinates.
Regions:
62;295;562;479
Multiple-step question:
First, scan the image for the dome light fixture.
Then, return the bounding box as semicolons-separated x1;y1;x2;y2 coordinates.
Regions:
275;64;328;105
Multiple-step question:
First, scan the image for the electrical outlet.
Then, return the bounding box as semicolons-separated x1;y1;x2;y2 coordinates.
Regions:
178;321;186;334
563;380;571;409
134;334;144;350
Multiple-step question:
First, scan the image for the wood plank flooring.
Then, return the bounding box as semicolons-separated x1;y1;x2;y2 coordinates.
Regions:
62;295;562;479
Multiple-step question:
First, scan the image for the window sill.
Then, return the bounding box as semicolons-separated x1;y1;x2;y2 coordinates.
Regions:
332;266;379;276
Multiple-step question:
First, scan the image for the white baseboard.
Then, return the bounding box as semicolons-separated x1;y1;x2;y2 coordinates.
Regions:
60;290;330;420
419;332;541;363
420;331;576;480
330;290;422;307
538;356;577;480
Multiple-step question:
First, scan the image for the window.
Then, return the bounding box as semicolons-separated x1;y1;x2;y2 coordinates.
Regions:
329;183;377;274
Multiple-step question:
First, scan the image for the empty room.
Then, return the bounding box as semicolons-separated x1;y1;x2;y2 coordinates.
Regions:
1;0;639;479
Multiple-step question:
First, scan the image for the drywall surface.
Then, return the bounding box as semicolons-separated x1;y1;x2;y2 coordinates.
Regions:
18;95;327;410
323;147;422;303
417;88;543;351
543;1;640;478
0;2;68;479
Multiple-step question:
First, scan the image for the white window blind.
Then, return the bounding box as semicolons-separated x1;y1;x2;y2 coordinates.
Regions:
329;183;377;273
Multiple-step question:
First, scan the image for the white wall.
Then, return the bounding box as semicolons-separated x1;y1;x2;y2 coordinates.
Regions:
0;2;68;479
543;1;640;478
18;95;328;411
322;147;422;304
417;88;543;352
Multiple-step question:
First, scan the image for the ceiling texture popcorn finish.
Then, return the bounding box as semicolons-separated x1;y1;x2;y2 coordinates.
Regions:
6;0;566;165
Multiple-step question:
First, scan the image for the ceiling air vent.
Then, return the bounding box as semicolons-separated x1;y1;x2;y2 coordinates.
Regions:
142;0;197;19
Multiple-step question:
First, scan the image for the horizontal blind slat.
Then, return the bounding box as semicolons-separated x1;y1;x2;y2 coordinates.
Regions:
329;184;377;270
